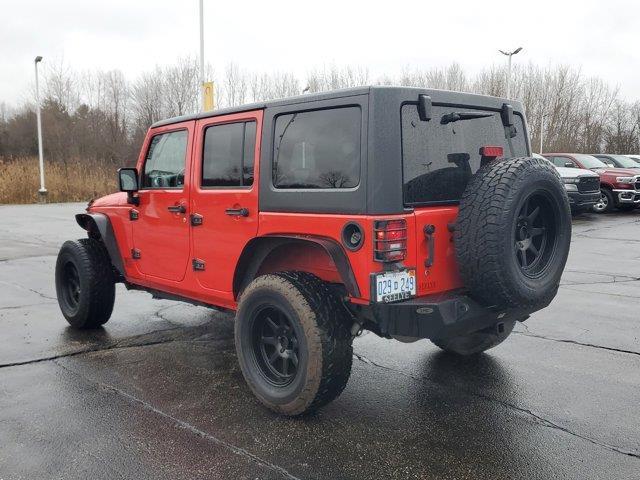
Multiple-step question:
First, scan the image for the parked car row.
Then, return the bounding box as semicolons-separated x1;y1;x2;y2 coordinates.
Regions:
541;153;640;214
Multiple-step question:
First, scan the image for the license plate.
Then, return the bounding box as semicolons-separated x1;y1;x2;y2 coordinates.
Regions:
374;269;416;303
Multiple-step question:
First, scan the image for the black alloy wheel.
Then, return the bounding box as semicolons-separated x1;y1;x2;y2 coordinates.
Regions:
514;192;557;278
250;306;300;386
60;261;82;314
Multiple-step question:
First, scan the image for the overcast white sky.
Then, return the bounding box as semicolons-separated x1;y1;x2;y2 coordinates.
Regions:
1;0;638;106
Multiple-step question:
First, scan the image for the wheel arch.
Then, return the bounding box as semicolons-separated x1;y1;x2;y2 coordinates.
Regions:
75;213;125;276
233;235;360;299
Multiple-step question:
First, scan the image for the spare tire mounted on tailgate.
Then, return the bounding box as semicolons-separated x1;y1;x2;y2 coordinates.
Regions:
454;156;571;309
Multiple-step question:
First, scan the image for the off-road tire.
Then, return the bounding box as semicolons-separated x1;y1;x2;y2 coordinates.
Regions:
431;321;515;356
55;239;115;329
235;272;353;416
455;156;571;308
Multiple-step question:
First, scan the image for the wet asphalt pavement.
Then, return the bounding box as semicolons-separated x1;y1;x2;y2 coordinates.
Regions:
1;202;639;480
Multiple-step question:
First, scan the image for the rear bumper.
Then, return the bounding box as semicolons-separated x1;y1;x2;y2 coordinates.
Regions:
567;190;600;209
371;290;542;340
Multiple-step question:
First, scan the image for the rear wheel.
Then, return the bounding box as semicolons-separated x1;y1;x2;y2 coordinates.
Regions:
235;272;353;416
55;239;115;329
431;321;515;356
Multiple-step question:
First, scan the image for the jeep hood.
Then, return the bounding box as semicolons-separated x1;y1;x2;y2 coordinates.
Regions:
89;192;128;208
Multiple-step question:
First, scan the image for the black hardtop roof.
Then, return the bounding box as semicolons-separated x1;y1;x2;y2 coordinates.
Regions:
151;85;523;128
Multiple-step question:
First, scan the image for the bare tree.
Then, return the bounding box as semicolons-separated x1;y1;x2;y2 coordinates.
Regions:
219;62;248;107
44;58;80;113
3;57;640;168
306;65;368;93
163;56;199;117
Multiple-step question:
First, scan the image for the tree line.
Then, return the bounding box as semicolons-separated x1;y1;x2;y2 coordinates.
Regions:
1;57;639;166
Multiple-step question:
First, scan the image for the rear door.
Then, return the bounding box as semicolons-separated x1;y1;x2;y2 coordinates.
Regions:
400;103;529;296
133;122;193;282
190;111;262;295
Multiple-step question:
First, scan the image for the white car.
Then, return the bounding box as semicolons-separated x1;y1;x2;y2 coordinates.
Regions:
533;153;601;214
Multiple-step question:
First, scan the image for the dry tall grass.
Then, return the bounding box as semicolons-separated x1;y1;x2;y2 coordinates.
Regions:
0;157;118;204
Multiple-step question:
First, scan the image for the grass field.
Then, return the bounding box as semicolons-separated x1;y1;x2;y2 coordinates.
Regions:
0;157;118;204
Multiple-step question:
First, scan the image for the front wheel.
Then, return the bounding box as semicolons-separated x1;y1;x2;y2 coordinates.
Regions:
431;321;515;356
55;239;115;329
235;272;353;416
593;189;614;213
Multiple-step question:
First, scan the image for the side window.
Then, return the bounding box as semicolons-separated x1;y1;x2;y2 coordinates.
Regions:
202;121;256;187
552;156;573;167
600;157;614;167
273;107;361;189
142;130;188;189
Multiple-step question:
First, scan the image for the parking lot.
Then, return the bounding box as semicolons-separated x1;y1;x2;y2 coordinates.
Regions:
1;202;639;479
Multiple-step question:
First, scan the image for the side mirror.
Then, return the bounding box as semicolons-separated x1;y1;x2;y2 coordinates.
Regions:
564;162;575;168
118;168;139;205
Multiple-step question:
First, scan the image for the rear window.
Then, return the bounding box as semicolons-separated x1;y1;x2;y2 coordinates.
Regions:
273;107;361;189
401;104;528;205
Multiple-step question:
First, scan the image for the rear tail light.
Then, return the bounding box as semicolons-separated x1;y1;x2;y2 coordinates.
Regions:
374;219;407;262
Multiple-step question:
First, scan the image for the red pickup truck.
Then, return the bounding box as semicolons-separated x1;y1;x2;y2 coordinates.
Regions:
544;153;640;213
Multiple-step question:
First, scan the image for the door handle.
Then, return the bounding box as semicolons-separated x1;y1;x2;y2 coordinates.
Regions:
424;224;436;267
167;204;186;214
225;207;249;217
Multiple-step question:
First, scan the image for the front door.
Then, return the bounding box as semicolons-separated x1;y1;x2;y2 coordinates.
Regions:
190;111;262;296
133;122;194;282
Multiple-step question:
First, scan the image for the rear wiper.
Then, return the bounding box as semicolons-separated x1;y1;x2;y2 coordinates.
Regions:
440;111;494;125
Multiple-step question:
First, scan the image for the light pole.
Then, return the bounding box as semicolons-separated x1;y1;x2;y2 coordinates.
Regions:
499;47;523;99
539;113;547;154
34;55;47;202
199;0;205;111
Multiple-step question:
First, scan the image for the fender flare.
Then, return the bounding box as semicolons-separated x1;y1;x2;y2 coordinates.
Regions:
75;213;125;276
233;235;360;299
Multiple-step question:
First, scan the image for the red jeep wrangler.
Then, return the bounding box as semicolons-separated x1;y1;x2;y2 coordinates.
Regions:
55;87;571;415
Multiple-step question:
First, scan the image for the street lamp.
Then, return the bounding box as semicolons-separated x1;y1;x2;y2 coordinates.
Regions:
539;113;548;154
34;55;47;202
499;47;523;99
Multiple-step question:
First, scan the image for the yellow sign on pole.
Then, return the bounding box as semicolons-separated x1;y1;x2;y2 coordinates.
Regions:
202;81;215;111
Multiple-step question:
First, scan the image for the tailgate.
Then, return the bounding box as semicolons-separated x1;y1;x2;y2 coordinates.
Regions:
413;206;463;297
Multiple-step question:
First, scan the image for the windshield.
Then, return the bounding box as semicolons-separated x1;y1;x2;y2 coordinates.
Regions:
608;155;640;168
401;104;528;205
573;154;607;169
